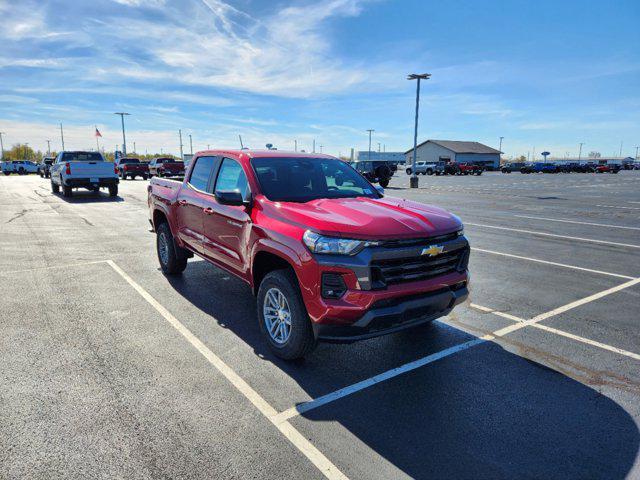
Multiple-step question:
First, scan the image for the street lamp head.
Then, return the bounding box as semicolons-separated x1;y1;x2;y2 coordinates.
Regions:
407;73;431;80
114;112;130;116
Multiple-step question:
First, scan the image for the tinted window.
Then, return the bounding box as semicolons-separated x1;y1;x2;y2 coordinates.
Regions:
62;152;103;162
252;157;379;203
120;158;140;164
188;156;216;191
215;159;248;199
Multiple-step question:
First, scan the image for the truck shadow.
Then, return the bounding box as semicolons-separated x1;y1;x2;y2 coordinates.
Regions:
54;191;124;203
167;260;639;479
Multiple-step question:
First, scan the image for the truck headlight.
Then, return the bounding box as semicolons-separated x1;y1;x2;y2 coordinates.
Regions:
303;230;379;255
457;227;464;236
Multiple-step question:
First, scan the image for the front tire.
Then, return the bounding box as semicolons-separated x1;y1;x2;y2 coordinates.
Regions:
379;178;389;188
257;269;316;360
156;222;188;275
51;179;59;193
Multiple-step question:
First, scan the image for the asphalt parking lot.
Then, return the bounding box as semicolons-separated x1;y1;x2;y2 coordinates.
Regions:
1;170;639;479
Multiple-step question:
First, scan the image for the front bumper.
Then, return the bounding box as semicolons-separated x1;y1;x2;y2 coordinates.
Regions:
313;284;468;342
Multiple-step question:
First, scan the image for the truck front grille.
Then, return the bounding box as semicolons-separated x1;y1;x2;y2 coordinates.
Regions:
371;246;469;286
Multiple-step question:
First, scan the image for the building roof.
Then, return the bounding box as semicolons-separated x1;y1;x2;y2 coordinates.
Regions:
404;140;501;155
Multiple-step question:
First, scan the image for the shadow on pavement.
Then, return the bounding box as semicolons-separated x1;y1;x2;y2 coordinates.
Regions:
167;260;639;479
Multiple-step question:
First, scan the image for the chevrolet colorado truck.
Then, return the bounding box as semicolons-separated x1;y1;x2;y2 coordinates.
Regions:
148;150;469;359
50;151;119;198
115;157;149;180
149;157;185;177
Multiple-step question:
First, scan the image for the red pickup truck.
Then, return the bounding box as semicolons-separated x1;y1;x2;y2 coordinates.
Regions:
115;157;149;180
148;150;469;359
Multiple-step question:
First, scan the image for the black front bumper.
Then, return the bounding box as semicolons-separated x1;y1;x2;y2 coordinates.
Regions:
313;285;468;343
64;177;119;188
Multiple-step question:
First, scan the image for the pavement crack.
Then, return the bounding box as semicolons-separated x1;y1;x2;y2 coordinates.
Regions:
6;208;30;223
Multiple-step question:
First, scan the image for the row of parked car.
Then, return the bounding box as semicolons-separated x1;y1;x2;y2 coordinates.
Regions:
405;161;483;176
501;161;628;174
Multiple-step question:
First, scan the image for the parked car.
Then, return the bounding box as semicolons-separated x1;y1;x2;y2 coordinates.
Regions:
352;160;394;187
595;164;620;174
148;150;469;360
50;151;119;198
406;161;438;175
1;160;39;175
520;162;557;174
38;157;55;178
456;163;483;175
149;157;185;177
115;157;149;180
501;162;525;173
434;162;459;176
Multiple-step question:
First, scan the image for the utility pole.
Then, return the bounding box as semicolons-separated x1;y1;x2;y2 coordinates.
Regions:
313;139;316;153
294;139;297;152
133;141;136;153
366;129;374;161
319;145;323;153
189;134;193;155
634;146;639;160
46;139;51;155
619;140;623;157
377;142;381;153
178;129;184;160
0;132;5;160
499;137;504;159
114;112;130;154
578;142;584;161
238;135;244;149
60;123;65;150
407;73;431;188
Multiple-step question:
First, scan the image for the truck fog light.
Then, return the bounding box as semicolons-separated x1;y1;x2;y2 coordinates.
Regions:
321;273;347;299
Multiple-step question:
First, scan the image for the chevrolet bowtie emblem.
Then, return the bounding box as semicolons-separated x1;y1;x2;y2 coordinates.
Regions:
421;245;444;257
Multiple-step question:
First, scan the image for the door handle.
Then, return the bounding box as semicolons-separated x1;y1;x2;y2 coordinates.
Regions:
203;207;215;215
177;199;187;206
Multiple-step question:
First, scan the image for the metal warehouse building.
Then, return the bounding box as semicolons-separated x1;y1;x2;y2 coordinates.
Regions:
404;140;501;170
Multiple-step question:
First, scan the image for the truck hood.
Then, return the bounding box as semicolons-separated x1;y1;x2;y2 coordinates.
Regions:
265;196;462;239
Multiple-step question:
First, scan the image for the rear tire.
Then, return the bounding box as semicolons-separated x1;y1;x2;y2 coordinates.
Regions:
63;185;72;198
379;178;389;188
156;222;188;275
257;269;317;360
108;185;118;197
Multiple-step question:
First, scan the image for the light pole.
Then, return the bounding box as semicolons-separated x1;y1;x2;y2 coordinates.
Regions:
619;140;623;157
378;142;381;153
366;129;374;161
319;145;323;153
294;139;297;152
189;134;193;155
407;73;431;188
178;130;184;160
313;139;316;153
0;132;5;160
114;112;130;154
499;136;504;157
634;146;639;160
578;142;584;161
133;141;136;153
46;139;51;155
60;123;65;150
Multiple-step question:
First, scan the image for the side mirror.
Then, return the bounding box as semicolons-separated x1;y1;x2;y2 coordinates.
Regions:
215;190;252;208
375;185;385;196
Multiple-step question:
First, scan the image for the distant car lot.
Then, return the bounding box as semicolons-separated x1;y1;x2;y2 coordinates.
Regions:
1;171;639;479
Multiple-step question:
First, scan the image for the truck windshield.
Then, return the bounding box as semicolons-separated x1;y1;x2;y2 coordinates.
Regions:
251;157;380;203
62;152;103;162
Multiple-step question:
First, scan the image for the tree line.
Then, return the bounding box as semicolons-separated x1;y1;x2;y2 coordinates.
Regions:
1;143;177;162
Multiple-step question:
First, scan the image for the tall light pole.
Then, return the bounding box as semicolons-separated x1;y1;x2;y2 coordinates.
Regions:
0;132;5;160
499;136;504;157
60;123;65;150
294;139;297;152
619;140;623;157
578;142;584;161
634;146;639;160
114;112;130;154
178;129;184;160
319;145;324;153
408;73;431;188
133;141;136;153
46;139;51;155
377;142;381;153
189;134;193;155
366;129;374;161
313;139;316;153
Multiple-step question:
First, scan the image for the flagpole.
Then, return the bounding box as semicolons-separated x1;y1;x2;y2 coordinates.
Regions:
95;125;100;151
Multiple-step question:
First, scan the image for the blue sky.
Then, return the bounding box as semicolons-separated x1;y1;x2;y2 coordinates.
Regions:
0;0;638;158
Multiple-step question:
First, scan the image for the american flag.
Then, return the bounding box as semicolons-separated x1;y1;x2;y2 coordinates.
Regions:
95;127;102;138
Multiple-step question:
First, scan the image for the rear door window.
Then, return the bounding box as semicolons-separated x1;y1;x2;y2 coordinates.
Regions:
188;156;217;192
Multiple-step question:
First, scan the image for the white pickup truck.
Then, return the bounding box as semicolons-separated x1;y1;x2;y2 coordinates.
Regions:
2;160;39;175
50;151;119;198
405;161;438;175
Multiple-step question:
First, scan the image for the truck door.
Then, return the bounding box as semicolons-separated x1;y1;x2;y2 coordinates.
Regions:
175;155;218;254
202;157;252;277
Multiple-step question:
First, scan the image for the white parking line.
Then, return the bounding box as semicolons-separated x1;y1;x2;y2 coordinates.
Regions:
272;336;491;424
466;222;640;249
513;215;640;231
106;260;348;480
471;247;635;280
493;277;640;336
596;204;640;210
